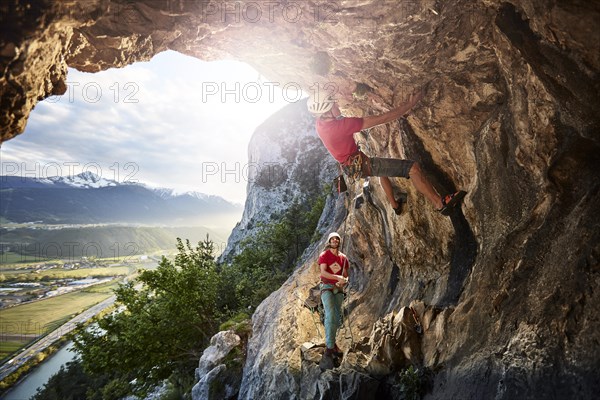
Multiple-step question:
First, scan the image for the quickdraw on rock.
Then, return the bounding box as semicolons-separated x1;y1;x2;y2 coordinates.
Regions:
410;306;423;334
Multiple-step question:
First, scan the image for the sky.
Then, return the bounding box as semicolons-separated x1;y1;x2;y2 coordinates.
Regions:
0;50;302;204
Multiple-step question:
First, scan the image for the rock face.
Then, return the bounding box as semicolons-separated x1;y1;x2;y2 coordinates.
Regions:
218;99;336;262
2;1;599;399
192;330;242;400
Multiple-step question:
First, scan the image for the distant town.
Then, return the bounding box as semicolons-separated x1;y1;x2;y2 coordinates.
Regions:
0;255;156;309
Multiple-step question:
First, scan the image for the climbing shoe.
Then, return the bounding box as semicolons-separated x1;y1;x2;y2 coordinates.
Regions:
333;344;344;358
439;190;466;216
325;346;343;358
393;193;408;215
320;352;336;370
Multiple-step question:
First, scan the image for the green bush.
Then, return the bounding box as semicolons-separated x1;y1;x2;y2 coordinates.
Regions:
101;378;131;400
219;312;252;337
396;365;432;400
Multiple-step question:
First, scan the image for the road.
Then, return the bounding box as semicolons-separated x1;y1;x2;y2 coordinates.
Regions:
0;295;116;382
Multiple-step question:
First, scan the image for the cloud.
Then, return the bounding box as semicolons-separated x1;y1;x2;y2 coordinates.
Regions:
0;51;292;202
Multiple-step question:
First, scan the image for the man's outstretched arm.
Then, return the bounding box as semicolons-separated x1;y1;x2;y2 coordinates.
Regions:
361;90;424;130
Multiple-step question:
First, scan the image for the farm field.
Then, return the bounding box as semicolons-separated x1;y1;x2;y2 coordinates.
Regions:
0;252;59;265
0;280;120;361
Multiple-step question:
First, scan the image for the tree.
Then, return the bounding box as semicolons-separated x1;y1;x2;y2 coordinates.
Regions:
72;237;220;396
53;186;329;398
32;359;111;400
219;189;328;312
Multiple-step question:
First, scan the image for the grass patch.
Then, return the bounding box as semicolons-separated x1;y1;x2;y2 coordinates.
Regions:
0;282;119;363
1;252;53;264
81;279;121;293
219;312;252;339
0;289;115;336
0;340;28;360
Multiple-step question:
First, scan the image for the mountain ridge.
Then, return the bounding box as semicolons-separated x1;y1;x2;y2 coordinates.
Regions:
0;173;242;228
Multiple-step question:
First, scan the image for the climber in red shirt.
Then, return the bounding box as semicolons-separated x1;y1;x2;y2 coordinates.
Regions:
308;88;465;216
319;232;349;358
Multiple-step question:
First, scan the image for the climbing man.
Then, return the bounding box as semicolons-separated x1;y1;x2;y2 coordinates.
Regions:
319;231;349;359
308;88;465;215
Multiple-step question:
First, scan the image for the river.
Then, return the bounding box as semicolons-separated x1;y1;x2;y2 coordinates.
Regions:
3;342;77;400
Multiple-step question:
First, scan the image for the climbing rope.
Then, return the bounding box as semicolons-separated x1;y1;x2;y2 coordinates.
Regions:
309;303;323;340
355;128;373;156
296;288;323;340
339;187;356;349
342;283;355;346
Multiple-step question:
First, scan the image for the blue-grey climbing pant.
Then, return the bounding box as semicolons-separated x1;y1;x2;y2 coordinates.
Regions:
320;283;345;349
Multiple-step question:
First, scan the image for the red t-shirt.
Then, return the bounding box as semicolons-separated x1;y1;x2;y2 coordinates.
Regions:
316;117;363;164
319;249;349;285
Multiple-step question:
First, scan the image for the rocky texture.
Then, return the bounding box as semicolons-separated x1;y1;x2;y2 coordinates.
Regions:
294;304;429;399
218;99;336;262
192;330;242;400
2;1;599;399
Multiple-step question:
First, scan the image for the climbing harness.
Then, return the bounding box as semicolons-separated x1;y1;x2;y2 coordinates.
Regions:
341;151;365;182
345;129;375;208
340;129;373;184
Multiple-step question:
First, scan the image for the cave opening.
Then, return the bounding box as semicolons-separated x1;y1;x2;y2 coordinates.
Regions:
0;50;299;206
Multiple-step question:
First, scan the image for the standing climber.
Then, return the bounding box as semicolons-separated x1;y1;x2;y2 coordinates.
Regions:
308;88;465;215
319;232;349;358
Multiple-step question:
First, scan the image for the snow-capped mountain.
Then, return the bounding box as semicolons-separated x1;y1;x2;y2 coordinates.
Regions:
45;171;120;188
151;187;175;199
149;188;240;207
1;172;122;190
0;173;242;227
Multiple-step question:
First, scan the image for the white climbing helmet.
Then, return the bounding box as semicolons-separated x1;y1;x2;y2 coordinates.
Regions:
307;90;335;115
327;232;341;242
